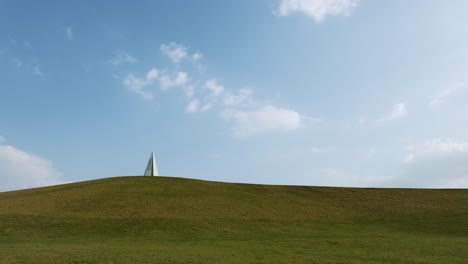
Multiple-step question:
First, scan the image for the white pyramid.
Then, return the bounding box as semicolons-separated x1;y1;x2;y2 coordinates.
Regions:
144;152;159;176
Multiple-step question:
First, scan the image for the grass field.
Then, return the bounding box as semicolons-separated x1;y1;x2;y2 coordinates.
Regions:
0;176;467;263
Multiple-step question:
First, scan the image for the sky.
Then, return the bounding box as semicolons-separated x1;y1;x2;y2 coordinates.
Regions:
1;0;468;191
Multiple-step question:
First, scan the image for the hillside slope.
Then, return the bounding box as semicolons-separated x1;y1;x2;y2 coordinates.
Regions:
0;176;467;263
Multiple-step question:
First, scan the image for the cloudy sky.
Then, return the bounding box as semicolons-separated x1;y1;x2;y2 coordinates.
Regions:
1;0;468;191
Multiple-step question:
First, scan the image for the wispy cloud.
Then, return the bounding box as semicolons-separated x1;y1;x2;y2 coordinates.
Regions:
160;42;188;63
376;103;407;124
23;41;32;48
110;51;138;66
11;58;22;68
186;99;200;113
428;82;465;108
275;0;360;23
0;142;64;191
33;66;44;78
186;99;211;113
221;105;302;137
159;71;188;90
222;89;254;107
8;37;17;44
184;85;195;98
400;138;468;188
205;79;225;98
123;68;159;100
404;138;468;163
192;51;203;62
123;42;311;137
197;79;309;137
359;147;376;160
161;42;205;66
66;26;74;40
308;146;335;154
201;103;212;112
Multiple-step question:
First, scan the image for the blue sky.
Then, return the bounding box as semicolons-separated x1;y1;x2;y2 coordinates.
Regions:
2;0;468;190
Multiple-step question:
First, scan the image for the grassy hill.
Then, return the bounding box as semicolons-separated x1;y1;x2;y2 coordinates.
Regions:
0;176;467;263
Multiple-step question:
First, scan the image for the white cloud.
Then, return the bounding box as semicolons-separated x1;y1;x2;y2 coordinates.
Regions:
360;148;376;159
160;42;188;63
403;153;415;163
146;68;159;80
159;71;188;90
205;79;225;97
404;138;468;163
221;105;302;137
357;116;368;125
400;138;468;188
23;41;32;48
276;0;359;22
184;85;195;98
186;100;211;113
123;74;154;100
122;67;188;100
11;58;22;68
428;82;465;108
222;89;253;107
121;42;308;138
186;99;199;113
201;104;212;112
376;103;407;124
158;75;171;90
308;146;335;154
0;144;64;191
8;37;17;44
66;26;74;40
33;66;44;78
192;51;203;62
110;51;138;66
196;79;308;137
123;68;159;100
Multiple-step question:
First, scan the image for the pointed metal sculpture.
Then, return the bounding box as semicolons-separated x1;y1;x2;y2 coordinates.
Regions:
144;152;159;176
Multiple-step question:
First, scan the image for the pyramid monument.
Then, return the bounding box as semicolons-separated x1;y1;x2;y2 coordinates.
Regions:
144;152;159;176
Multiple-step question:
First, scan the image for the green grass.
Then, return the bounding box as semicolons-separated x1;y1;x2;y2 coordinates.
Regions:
0;176;467;263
